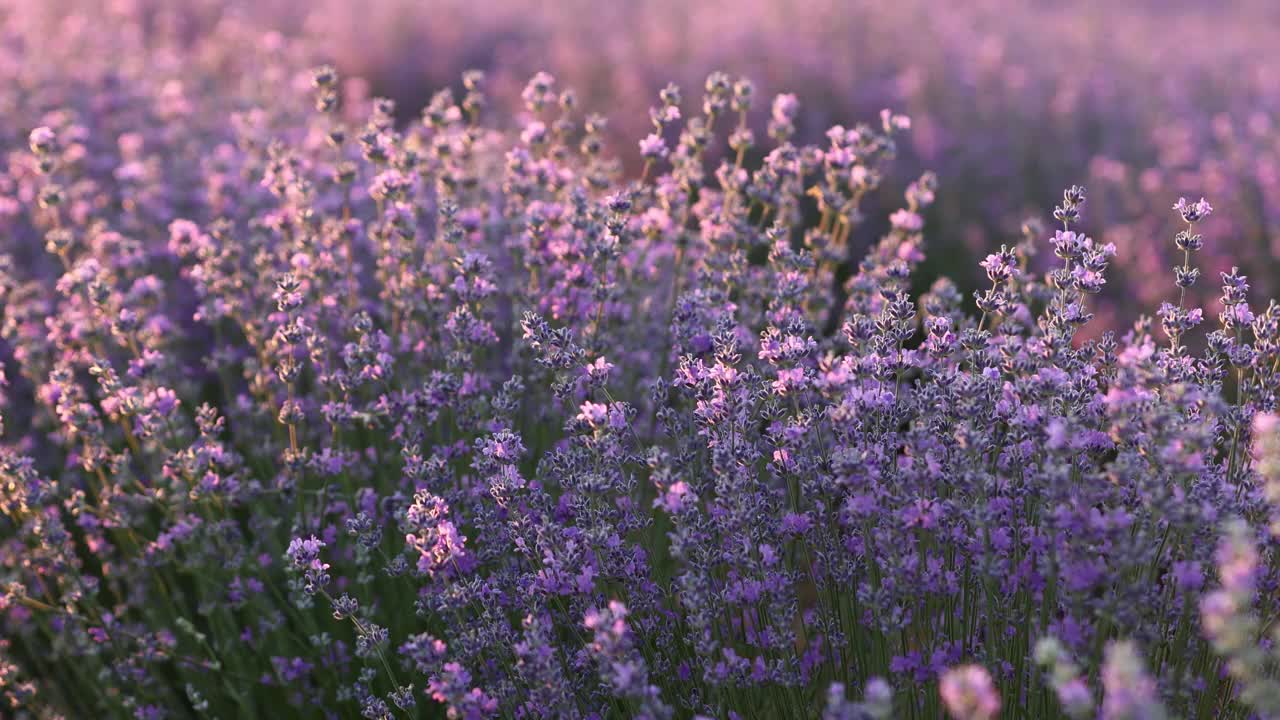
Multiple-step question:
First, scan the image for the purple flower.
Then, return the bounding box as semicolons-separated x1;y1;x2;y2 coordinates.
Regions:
285;536;331;594
639;133;668;160
404;492;469;578
1173;196;1213;224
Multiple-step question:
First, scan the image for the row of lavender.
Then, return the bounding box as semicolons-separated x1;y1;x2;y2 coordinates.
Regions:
56;0;1280;331
2;5;1280;720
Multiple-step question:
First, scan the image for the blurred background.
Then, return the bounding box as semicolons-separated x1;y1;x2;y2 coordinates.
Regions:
8;0;1280;333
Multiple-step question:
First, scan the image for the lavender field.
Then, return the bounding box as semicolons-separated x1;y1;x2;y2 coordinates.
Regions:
3;1;1280;718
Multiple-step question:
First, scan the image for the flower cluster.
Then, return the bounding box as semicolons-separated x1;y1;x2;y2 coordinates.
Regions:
1;10;1280;720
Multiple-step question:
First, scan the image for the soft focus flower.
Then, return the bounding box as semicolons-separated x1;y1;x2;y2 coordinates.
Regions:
939;665;1000;720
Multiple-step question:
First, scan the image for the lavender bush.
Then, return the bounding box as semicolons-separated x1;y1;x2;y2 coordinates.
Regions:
3;7;1280;720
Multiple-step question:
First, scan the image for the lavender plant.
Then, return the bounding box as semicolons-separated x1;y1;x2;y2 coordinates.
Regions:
1;29;1280;720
